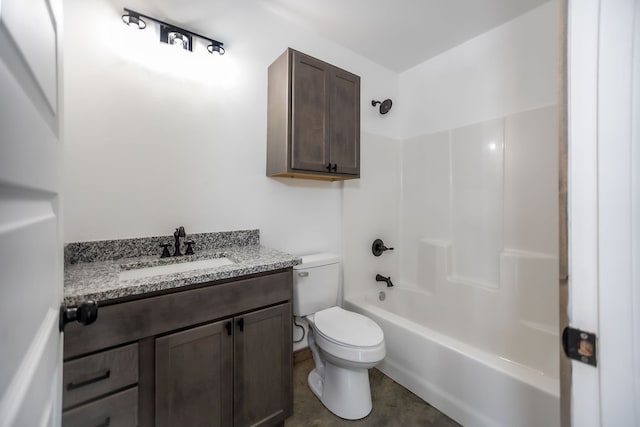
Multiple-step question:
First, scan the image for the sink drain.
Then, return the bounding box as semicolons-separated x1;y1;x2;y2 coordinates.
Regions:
379;291;386;301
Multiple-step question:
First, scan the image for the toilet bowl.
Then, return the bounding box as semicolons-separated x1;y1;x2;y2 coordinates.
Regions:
293;254;385;420
306;306;385;419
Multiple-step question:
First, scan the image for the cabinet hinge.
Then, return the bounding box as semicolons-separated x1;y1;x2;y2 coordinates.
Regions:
562;326;597;367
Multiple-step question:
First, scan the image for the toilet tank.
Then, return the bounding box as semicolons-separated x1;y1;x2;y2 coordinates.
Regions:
293;253;341;317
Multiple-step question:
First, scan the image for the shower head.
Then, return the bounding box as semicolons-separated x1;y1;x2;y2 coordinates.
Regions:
371;99;393;115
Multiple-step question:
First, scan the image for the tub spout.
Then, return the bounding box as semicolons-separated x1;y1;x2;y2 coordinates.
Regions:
376;274;394;287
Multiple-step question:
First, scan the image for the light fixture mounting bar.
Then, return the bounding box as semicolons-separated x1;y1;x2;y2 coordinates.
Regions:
122;8;224;49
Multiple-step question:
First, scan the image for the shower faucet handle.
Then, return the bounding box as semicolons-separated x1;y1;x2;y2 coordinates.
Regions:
372;239;394;256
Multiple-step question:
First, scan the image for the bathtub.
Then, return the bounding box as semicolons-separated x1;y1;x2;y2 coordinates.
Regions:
344;287;560;427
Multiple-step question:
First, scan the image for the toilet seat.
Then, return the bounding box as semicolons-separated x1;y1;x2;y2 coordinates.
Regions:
313;307;384;348
307;307;386;365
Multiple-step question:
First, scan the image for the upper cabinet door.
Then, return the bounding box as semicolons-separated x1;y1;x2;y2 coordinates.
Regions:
330;68;360;175
291;50;331;173
267;48;360;180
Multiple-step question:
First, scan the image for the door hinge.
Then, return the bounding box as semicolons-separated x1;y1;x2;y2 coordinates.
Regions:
562;326;597;367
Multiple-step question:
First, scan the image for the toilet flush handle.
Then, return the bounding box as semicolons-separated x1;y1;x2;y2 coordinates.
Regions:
297;272;309;277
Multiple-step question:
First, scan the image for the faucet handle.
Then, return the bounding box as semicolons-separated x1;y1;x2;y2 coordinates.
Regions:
372;239;394;256
160;243;171;258
185;240;195;255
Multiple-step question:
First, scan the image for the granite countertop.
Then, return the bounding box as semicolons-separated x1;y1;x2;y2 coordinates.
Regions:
64;230;301;306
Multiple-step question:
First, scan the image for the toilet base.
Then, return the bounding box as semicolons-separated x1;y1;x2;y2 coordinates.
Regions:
308;361;373;420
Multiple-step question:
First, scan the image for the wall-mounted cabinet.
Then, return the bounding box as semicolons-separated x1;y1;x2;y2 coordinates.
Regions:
267;48;360;181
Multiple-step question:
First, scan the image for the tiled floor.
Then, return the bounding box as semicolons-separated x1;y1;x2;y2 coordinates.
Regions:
285;357;461;427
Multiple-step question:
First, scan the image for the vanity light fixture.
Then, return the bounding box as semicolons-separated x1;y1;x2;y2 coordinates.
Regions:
121;10;146;29
207;42;225;55
121;8;225;55
161;25;192;51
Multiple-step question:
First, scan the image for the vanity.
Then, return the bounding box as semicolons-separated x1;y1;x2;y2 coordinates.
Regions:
62;229;300;427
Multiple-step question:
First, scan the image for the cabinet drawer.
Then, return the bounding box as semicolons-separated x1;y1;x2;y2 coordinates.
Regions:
63;343;138;409
62;387;138;427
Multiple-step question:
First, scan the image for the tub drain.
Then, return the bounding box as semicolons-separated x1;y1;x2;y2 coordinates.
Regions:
379;291;386;301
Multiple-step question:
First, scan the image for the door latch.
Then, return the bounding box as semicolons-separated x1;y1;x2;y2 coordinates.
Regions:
562;326;597;367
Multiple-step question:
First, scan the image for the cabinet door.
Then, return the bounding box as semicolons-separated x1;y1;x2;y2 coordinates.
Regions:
330;68;360;175
291;50;331;173
155;321;233;427
234;304;292;427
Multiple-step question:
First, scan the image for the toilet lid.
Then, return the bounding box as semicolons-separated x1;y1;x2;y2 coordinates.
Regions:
313;307;384;347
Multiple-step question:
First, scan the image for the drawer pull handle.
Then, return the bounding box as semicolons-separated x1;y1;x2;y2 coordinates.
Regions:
237;318;244;332
225;321;232;336
67;370;111;390
96;417;111;427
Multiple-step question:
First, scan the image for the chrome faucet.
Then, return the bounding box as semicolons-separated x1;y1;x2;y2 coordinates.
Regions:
376;274;394;287
173;226;186;256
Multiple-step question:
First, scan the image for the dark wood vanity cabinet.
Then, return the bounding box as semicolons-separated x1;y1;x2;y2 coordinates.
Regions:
155;304;291;427
62;270;293;427
233;304;292;427
155;321;233;427
267;48;360;181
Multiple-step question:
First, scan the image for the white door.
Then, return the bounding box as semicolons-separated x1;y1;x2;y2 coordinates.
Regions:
567;0;640;425
0;0;63;426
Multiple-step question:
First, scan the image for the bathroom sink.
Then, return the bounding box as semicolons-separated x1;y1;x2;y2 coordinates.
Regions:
119;257;235;281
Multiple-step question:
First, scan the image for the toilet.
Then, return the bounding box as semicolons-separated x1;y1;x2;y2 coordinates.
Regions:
293;253;385;420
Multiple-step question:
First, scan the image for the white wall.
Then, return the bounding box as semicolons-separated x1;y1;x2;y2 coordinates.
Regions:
342;132;401;299
396;0;558;285
340;0;559;372
376;0;559;379
340;1;558;301
398;0;558;139
63;0;400;256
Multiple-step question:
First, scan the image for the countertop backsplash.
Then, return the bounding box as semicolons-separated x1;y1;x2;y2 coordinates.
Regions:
64;229;260;265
